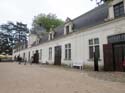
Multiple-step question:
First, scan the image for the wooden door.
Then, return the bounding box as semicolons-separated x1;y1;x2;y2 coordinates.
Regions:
123;44;125;60
28;51;30;62
103;44;114;71
54;46;61;65
123;44;125;72
114;44;123;71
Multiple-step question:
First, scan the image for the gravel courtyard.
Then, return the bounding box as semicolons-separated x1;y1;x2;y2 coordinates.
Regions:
0;62;125;93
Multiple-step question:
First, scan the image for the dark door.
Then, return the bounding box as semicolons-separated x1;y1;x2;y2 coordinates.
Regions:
103;44;114;71
123;44;125;60
54;46;61;65
114;44;124;71
28;51;30;62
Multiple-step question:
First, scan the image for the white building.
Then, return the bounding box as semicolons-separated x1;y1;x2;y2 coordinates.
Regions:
13;0;125;71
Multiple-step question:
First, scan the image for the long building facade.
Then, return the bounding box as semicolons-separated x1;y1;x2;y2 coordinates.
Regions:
13;0;125;71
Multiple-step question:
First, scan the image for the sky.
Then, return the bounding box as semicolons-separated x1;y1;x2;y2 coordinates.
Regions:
0;0;97;28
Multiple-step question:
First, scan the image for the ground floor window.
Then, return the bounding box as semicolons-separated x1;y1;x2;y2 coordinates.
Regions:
65;43;71;60
89;38;100;59
49;47;52;60
28;51;30;61
32;51;34;56
89;46;94;59
40;49;42;60
23;52;25;61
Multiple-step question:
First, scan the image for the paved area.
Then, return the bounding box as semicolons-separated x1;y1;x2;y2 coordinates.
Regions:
0;62;125;93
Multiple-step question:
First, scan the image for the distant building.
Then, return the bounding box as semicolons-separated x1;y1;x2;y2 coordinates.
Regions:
13;0;125;71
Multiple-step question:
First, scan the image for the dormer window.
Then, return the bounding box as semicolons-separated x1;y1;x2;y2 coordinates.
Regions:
114;2;124;18
66;25;70;34
107;0;125;20
50;33;53;40
64;17;74;35
49;29;55;40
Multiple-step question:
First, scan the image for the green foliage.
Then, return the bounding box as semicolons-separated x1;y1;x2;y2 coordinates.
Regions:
0;32;13;55
0;22;29;55
32;13;64;32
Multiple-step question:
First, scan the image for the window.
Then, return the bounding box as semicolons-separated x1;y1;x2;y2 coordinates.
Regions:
65;43;71;60
40;49;42;60
95;45;100;58
32;51;34;55
114;2;124;18
66;26;69;34
89;39;93;45
28;51;30;61
89;38;100;59
94;38;99;44
89;46;94;59
50;33;53;40
23;52;25;60
49;47;52;60
36;50;39;54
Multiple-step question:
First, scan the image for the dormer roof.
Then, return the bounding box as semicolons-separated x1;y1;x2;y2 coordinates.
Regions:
65;17;72;23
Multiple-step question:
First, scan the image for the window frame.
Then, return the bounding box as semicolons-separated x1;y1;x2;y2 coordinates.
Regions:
49;47;52;60
66;25;70;34
49;33;53;40
65;43;71;60
88;38;100;59
114;2;124;18
40;49;42;60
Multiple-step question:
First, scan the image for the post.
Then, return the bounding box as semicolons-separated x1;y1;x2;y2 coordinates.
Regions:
94;52;99;71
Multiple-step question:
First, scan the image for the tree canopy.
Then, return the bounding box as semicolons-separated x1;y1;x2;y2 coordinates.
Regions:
0;22;29;55
32;13;64;32
91;0;113;5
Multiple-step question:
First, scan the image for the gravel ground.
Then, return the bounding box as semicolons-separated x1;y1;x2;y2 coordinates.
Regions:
87;71;125;83
0;62;125;93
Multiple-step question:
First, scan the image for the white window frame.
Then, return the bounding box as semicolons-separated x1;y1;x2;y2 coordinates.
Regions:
65;43;71;60
49;47;52;60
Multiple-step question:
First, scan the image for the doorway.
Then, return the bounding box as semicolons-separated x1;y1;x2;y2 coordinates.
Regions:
113;44;125;71
103;43;125;71
54;46;61;65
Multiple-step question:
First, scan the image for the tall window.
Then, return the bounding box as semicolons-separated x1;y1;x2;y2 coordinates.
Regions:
89;38;100;59
114;2;124;18
65;43;71;60
49;47;52;60
23;52;25;60
40;49;42;60
28;51;30;61
32;51;34;56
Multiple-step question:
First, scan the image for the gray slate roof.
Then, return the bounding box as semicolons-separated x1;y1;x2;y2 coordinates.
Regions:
36;4;109;45
73;4;108;31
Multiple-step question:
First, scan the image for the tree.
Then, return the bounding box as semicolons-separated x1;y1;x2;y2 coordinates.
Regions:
12;22;29;48
0;21;29;55
0;31;13;55
32;13;64;32
91;0;113;5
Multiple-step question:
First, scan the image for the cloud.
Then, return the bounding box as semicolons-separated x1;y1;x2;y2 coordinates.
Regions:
0;0;96;28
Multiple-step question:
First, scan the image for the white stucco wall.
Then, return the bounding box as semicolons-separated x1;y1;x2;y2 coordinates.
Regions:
13;17;125;70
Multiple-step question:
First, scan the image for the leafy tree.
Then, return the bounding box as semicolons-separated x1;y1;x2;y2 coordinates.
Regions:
32;13;64;32
0;22;29;55
0;31;13;54
91;0;113;5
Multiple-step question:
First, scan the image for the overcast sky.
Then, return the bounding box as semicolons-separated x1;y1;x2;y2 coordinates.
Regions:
0;0;97;28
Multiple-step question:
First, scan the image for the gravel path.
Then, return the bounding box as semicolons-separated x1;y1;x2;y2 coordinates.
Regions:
0;62;125;93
